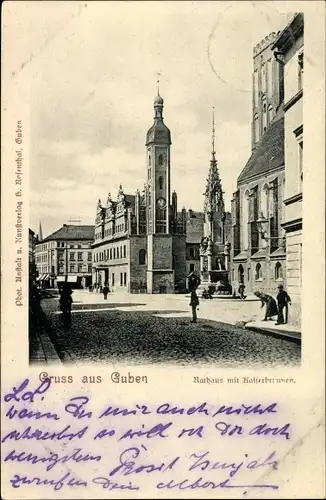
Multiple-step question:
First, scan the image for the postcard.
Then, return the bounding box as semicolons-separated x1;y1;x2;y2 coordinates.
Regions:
1;1;325;498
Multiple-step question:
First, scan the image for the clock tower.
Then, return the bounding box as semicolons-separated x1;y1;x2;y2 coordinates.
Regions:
145;91;177;293
145;91;171;234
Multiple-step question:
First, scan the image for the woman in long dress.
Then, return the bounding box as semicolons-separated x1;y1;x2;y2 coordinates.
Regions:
254;291;278;321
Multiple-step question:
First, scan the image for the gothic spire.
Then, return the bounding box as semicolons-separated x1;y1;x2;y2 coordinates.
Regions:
204;108;225;217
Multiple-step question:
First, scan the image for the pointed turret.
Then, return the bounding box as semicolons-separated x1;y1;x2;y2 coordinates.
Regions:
146;89;171;146
203;108;225;244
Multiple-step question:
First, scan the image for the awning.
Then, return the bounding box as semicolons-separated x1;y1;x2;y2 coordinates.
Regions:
67;275;78;283
43;274;50;280
36;275;42;281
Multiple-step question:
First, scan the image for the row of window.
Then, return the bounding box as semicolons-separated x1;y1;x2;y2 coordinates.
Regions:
68;264;92;273
37;242;91;251
94;244;127;263
237;261;283;282
96;223;126;240
253;59;274;106
69;252;92;261
148;153;164;167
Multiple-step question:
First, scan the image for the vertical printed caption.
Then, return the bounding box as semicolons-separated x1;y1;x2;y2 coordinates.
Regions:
14;121;23;307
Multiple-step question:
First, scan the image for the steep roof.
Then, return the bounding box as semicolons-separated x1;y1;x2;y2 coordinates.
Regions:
124;194;136;207
42;224;94;242
237;112;284;185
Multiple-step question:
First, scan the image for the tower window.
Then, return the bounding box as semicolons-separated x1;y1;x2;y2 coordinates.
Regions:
148;155;151;167
159;176;163;190
158;154;163;165
268;105;273;125
139;249;147;265
254;114;259;143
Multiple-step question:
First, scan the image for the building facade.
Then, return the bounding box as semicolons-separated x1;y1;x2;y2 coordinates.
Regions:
29;228;37;282
272;14;304;324
199;113;232;292
185;210;203;279
92;92;187;294
231;31;286;298
35;224;94;288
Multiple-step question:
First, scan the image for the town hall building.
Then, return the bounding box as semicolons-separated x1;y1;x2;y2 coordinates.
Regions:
92;91;188;293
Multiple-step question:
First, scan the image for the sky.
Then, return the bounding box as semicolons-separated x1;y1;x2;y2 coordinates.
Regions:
15;1;291;237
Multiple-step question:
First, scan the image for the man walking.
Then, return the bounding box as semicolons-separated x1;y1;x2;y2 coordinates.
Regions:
190;289;199;323
276;284;291;325
238;281;246;300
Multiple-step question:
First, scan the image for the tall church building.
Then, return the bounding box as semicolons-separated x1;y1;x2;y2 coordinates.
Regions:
92;92;187;294
231;31;286;298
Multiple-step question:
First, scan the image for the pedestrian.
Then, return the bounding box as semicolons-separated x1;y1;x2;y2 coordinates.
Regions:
254;291;278;321
103;283;109;300
238;281;245;300
93;283;97;293
59;283;73;324
189;289;199;323
276;284;291;325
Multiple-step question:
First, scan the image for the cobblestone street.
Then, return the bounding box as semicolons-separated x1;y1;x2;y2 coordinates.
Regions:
32;292;301;367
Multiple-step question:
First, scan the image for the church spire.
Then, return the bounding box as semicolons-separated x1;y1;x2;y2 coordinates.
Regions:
204;108;225;219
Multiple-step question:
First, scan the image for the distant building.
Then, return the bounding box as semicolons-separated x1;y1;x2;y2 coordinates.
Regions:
29;228;37;282
231;30;286;297
35;224;94;288
185;210;204;284
199;112;232;292
92;92;187;294
272;13;304;324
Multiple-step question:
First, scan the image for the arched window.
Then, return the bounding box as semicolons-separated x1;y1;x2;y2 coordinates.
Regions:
261;184;269;218
242;190;250;250
262;97;267;131
255;263;262;280
254;114;259;143
261;63;266;94
267;59;273;98
253;70;258;106
238;264;244;283
139;249;146;265
148;155;151;167
158;154;163;165
275;262;283;280
159;176;163;190
268;105;273;125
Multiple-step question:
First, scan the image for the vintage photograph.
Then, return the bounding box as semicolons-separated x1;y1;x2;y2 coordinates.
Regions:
28;4;303;367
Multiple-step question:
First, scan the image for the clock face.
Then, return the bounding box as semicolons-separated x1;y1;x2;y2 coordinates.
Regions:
156;197;166;209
